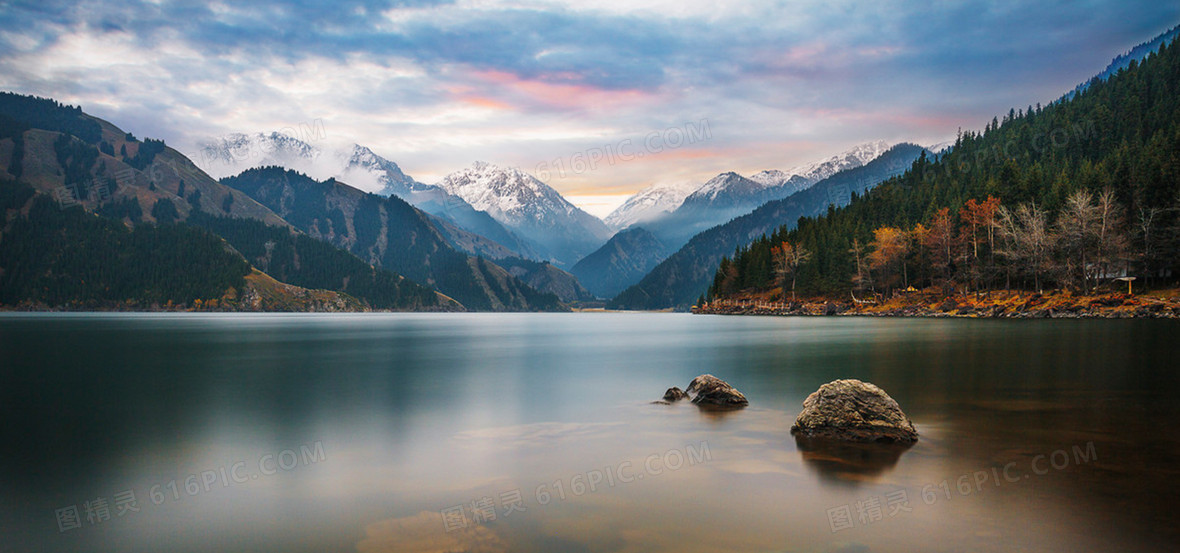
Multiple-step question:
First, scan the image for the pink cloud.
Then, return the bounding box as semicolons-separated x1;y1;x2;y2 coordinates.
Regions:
468;69;653;111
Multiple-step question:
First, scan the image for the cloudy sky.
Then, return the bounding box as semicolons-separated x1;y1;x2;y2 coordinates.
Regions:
1;0;1177;215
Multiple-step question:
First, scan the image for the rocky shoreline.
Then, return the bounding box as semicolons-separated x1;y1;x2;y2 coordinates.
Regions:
693;290;1180;319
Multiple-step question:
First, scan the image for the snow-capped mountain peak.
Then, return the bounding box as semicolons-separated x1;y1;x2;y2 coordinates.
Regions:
688;172;760;202
435;162;575;223
336;144;426;195
196;131;321;177
603;180;699;230
748;169;790;187
783;139;892;183
196;131;428;197
926;140;955;155
434;162;612;264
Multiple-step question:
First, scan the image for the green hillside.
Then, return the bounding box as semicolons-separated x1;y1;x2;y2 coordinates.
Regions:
0;181;249;308
707;38;1180;301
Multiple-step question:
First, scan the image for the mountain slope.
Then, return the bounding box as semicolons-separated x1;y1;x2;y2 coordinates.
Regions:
220;167;566;311
0;93;458;311
493;257;594;302
0;183;249;308
571;227;671;298
638;141;894;250
187;213;454;310
435;162;612;266
706;35;1180;300
609;143;927;310
0;179;372;312
197;133;539;259
603;180;698;230
0;96;288;228
1065;24;1179;100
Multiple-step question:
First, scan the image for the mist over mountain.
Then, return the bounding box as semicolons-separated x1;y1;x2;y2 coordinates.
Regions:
197;132;539;260
435;162;612;267
609;143;929;310
603;180;699;230
631;140;895;252
571;227;671;299
220;167;567;311
0;94;450;311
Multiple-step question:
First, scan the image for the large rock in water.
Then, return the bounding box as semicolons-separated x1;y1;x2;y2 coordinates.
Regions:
790;379;917;443
686;374;749;408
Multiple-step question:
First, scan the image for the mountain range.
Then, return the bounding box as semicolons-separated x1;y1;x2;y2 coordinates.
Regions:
629;140;894;251
198;135;611;267
10;25;1173;312
1064;23;1179;100
704;31;1180;304
433;161;612;266
567;140;898;297
196;127;915;301
609;143;929;309
0;93;567;311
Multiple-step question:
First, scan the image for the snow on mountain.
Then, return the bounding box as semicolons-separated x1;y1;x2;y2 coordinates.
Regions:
603;180;699;230
338;144;429;196
196;132;325;179
614;140;898;251
195;132;543;259
195;132;420;195
779;139;893;184
926;140;955;155
435;162;611;265
605;140;894;234
684;172;763;203
676;140;892;212
747;169;791;187
437;162;584;225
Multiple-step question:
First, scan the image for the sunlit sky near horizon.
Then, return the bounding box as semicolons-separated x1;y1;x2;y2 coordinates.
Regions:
1;1;1177;216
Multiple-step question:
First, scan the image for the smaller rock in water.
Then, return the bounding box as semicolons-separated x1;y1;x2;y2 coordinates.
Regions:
663;387;689;402
791;379;917;443
686;374;749;408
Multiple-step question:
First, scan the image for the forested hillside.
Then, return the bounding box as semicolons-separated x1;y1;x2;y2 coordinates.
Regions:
187;213;450;310
611;144;926;309
707;39;1180;301
0;93;466;311
222;167;566;311
0;181;249;308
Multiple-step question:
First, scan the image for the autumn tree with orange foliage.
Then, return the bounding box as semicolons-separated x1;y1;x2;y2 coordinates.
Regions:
867;227;910;294
960;195;1002;291
771;240;812;300
924;207;958;291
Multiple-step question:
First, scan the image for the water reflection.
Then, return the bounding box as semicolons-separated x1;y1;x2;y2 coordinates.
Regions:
2;314;1179;553
794;435;913;486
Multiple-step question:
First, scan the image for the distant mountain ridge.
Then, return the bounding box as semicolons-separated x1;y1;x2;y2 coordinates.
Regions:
603;140;892;235
602;180;698;230
609;143;929;310
0;92;565;311
571;227;671;298
435;161;612;266
635;140;895;252
220;167;567;311
1065;24;1179;100
197;132;539;260
578;140;902;299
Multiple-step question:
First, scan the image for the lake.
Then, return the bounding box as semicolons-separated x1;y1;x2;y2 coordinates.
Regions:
1;313;1178;552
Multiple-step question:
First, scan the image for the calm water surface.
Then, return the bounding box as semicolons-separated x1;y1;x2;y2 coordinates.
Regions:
1;313;1178;553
